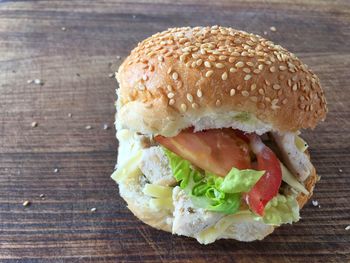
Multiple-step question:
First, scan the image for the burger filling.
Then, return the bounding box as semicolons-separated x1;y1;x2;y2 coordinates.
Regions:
112;127;312;243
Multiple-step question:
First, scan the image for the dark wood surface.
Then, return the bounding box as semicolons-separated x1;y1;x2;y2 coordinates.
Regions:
0;1;349;262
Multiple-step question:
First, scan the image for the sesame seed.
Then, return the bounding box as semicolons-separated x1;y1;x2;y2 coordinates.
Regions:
282;98;288;104
273;84;281;90
192;53;200;59
246;62;254;67
142;75;148;81
205;70;214;77
215;99;221;107
219;55;227;60
258;88;265;95
34;79;44;85
221;72;228;80
169;99;175;105
85;125;92;130
172;72;178;80
196;59;203;66
39;194;45;198
237;85;242;90
243;68;251;73
192;103;199;109
167;67;172;74
292;84;298;91
103;124;109;130
167;92;175;98
167;85;173;91
345;226;350;231
215;63;225;69
61;27;66;31
230;89;236;96
258;64;264;70
68;113;72;118
231;51;240;57
235;61;244;68
23;200;30;207
269;66;276;73
208;55;216;61
197;89;203;98
250;84;257;91
204;61;211;68
180;103;187;112
244;74;252;81
279;65;287;71
270;26;277;32
186;93;194;102
108;73;115;78
241;91;249;97
31;121;38;128
91;207;97;212
180;54;187;62
54;168;59;173
228;67;237;74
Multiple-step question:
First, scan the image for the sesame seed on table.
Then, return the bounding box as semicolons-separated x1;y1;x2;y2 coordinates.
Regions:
0;0;349;262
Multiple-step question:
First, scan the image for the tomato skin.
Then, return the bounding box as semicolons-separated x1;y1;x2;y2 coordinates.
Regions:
155;128;251;176
245;134;282;216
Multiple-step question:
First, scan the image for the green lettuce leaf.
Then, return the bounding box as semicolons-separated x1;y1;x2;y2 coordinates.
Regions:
262;194;300;225
163;148;264;215
218;168;265;193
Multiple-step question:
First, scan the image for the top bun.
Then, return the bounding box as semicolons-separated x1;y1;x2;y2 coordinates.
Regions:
116;26;327;136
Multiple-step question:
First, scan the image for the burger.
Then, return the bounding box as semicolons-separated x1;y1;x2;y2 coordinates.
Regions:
111;26;327;244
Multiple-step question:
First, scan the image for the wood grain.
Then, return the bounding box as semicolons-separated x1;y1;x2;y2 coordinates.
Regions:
0;0;349;262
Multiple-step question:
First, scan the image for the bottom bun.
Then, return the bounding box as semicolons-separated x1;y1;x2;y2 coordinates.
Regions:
117;153;317;243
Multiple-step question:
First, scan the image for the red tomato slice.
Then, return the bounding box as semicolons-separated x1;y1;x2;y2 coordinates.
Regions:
155;128;251;176
245;134;282;216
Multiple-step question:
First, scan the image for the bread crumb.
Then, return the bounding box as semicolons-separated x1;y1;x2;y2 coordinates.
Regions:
339;168;343;173
90;207;97;212
61;27;66;31
23;200;30;207
85;125;92;130
27;79;34;84
270;26;277;32
116;56;121;60
68;113;72;118
34;79;44;85
39;194;45;198
345;225;350;231
53;168;59;173
312;200;319;207
108;73;115;78
103;124;109;130
31;121;38;128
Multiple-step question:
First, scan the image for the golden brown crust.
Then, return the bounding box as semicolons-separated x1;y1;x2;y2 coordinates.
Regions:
117;26;327;136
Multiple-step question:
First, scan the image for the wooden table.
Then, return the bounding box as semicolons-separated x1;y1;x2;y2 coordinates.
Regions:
0;1;349;262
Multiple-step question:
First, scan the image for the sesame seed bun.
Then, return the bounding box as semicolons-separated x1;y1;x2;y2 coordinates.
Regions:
116;26;327;136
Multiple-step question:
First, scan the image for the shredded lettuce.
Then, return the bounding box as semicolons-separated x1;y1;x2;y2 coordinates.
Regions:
262;194;300;225
163;148;264;215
